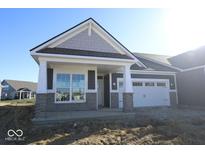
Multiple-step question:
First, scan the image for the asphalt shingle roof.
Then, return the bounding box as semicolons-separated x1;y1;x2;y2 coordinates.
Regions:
133;53;172;65
37;48;133;60
4;80;37;92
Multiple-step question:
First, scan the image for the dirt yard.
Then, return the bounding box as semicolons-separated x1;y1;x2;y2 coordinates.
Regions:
0;101;205;145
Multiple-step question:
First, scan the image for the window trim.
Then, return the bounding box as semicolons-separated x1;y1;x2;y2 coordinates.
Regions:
156;82;167;87
145;82;155;87
55;73;86;104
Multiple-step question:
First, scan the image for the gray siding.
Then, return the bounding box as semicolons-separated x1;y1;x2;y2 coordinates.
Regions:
169;91;178;107
57;29;118;53
110;92;119;108
35;93;97;117
123;93;133;112
177;68;205;106
1;80;16;100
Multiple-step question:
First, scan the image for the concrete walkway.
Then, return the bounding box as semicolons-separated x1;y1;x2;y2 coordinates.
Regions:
32;109;136;124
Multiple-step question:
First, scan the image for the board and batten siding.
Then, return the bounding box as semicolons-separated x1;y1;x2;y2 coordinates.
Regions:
177;68;205;107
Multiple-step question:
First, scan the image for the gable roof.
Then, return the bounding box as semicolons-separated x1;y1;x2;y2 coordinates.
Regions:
30;18;92;52
168;46;205;69
135;53;172;65
30;18;146;67
3;80;37;92
133;52;182;71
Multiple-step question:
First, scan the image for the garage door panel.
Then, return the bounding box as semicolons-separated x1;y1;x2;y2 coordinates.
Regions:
132;79;170;107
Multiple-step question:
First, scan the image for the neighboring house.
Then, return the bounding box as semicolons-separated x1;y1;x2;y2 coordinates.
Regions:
168;47;205;107
1;80;37;100
30;18;180;119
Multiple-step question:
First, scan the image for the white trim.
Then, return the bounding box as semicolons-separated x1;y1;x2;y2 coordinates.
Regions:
116;77;176;92
95;67;98;110
173;74;179;104
49;26;88;48
181;65;205;72
32;53;136;64
135;54;182;71
123;65;133;93
92;26;124;55
30;18;146;68
109;73;112;109
130;70;177;75
54;71;87;104
91;21;146;67
55;101;86;104
36;59;47;93
88;22;92;36
30;20;90;53
169;89;177;92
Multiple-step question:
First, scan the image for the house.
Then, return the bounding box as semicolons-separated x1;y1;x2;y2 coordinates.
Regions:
1;80;37;100
168;47;205;107
30;18;180;119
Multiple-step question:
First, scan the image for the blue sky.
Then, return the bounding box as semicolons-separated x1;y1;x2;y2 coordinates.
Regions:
0;8;204;82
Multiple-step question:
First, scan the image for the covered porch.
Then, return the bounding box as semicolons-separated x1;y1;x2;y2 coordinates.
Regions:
35;56;135;118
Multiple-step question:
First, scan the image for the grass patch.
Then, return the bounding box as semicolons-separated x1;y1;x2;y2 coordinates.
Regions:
0;99;35;106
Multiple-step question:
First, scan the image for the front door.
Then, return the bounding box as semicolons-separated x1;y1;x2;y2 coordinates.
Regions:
97;77;104;108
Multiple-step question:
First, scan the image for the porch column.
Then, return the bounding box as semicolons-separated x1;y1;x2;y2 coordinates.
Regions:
19;91;21;100
123;65;133;112
37;59;47;93
29;91;32;99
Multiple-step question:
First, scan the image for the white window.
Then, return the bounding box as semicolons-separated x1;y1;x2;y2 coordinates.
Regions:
133;82;143;86
56;73;85;103
145;82;155;87
72;74;85;101
157;82;166;87
56;74;70;102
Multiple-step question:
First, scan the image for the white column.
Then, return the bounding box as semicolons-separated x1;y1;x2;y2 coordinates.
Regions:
29;91;32;99
0;85;2;101
37;59;47;93
123;65;133;93
19;91;21;100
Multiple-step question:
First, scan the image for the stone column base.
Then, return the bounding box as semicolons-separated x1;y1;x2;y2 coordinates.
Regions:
123;92;133;112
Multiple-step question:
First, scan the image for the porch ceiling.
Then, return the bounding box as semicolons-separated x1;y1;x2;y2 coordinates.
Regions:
47;61;124;74
97;65;123;74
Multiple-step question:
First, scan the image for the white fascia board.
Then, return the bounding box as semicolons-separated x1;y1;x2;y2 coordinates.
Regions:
130;70;177;75
181;65;205;72
48;26;88;48
90;21;146;68
30;20;90;54
30;18;145;68
36;54;135;66
136;54;182;71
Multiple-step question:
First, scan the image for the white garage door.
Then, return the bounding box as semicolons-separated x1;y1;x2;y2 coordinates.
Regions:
118;79;170;108
132;79;170;107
